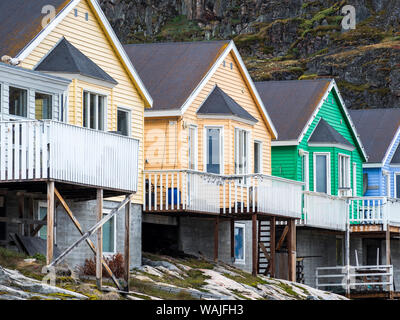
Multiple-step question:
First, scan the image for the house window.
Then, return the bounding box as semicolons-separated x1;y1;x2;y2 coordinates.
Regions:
37;201;56;243
103;212;116;254
338;154;351;189
314;153;330;194
188;126;197;170
234;128;249;175
234;223;245;263
254;141;261;174
83;91;106;130
9;87;28;117
117;108;130;136
395;174;400;199
205;127;222;174
35;93;53;119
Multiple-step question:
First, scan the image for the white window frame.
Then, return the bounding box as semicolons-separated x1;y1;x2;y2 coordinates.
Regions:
82;90;108;131
188;125;198;170
8;86;29;119
302;151;310;191
254;140;262;174
383;170;391;197
102;208;117;255
34;90;54;120
117;106;131;136
234;127;250;175
234;222;246;264
203;126;224;174
338;153;351;190
395;173;400;199
313;152;331;195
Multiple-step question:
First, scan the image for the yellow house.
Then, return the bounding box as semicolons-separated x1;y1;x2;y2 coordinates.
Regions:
0;0;152;287
125;40;303;280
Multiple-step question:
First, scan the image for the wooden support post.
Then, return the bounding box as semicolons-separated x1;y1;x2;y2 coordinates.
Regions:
287;218;296;282
214;217;219;263
46;181;55;265
270;216;276;278
252;213;258;276
96;189;103;290
386;229;391;265
124;196;131;292
230;218;235;262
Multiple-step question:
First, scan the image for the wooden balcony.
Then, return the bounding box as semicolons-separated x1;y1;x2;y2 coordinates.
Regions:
143;170;304;219
0;120;139;195
300;191;347;231
349;197;400;232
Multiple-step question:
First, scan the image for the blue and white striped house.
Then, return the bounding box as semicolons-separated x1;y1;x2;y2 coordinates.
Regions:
350;109;400;199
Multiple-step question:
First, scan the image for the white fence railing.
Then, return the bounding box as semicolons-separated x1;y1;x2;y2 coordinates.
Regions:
316;265;393;293
143;170;304;218
302;192;347;231
349;197;400;227
0;120;139;192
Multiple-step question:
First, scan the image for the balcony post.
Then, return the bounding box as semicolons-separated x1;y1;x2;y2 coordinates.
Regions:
46;181;55;265
287;218;296;282
252;213;258;276
214;217;219;263
270;216;276;278
96;189;103;290
124;196;131;292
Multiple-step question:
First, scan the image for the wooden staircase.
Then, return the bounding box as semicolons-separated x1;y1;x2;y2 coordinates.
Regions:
258;220;271;275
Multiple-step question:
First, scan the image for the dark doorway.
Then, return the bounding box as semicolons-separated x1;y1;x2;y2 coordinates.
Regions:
365;239;381;265
142;223;180;256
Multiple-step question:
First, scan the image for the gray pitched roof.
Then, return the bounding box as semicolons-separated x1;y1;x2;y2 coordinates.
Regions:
391;144;400;164
197;85;258;123
0;0;70;57
255;79;332;141
123;41;230;111
35;38;117;85
309;118;353;148
349;108;400;163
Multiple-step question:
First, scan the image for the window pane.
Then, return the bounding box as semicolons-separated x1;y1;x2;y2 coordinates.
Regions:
9;87;27;117
38;206;47;240
98;97;105;131
316;155;327;193
90;93;96;129
206;128;220;174
117;109;129;136
254;142;260;173
396;176;400;198
102;217;114;253
234;226;244;261
83;92;89;128
35;93;52;120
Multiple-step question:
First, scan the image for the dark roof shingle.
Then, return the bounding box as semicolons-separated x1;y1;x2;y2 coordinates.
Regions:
350;108;400;163
0;0;70;57
123;41;229;111
309;118;353;147
255;79;331;141
197;85;258;123
35;38;117;84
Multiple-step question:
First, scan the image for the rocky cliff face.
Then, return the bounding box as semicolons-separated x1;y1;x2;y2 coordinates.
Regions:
100;0;400;109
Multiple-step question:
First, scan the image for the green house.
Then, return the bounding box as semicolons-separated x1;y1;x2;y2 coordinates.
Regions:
255;79;368;197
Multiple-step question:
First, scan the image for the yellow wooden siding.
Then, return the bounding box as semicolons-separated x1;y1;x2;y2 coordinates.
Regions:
144;51;272;175
19;0;145;203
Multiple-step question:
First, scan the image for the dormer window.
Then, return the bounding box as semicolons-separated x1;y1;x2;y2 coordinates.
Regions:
83;91;106;130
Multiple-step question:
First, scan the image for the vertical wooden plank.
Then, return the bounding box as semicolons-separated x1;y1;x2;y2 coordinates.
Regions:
96;188;103;290
42;123;48;179
21;123;26;179
46;181;55;265
27;122;34;179
252;213;258;276
386;229;391;265
124;196;131;292
7;123;13;180
14;123;20;180
270;216;276;278
35;124;40;178
214;217;219;263
0;124;5;180
287;218;296;282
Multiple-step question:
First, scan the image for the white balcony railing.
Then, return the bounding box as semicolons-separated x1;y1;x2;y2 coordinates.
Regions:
301;191;347;231
349;197;400;227
0;120;139;192
143;170;304;218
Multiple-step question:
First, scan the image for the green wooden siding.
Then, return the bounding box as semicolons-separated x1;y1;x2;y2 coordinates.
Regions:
271;88;365;197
